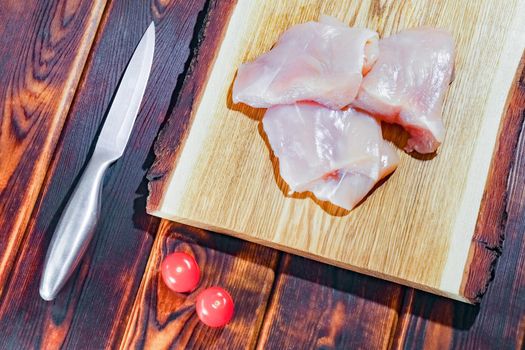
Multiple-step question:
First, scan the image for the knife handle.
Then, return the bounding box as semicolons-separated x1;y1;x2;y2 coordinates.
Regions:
39;150;113;301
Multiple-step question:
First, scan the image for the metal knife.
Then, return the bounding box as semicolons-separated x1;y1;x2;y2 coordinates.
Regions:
39;22;156;301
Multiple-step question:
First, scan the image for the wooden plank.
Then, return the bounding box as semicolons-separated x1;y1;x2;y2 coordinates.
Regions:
147;0;525;302
392;54;525;349
257;254;403;350
120;221;279;349
0;0;207;348
0;0;106;297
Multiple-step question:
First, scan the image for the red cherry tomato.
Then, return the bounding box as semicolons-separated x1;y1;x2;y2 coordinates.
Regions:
196;287;234;327
161;252;200;293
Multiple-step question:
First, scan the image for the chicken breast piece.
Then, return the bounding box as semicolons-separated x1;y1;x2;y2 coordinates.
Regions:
353;28;455;154
233;16;379;110
263;102;399;210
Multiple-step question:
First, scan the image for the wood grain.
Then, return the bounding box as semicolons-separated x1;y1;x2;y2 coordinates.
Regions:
257;254;403;350
120;221;279;350
0;0;207;348
0;1;525;349
0;0;105;297
2;1;525;348
391;54;525;350
148;0;525;302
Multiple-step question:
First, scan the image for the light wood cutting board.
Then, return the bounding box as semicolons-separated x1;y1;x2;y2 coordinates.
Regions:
147;0;525;303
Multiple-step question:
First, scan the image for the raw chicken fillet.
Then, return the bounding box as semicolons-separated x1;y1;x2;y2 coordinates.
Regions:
263;103;399;210
233;16;378;110
354;28;455;154
233;19;455;210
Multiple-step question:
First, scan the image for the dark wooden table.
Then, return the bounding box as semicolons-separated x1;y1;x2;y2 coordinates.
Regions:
0;1;523;349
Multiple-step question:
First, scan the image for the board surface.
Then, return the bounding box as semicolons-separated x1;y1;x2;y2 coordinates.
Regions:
147;0;525;302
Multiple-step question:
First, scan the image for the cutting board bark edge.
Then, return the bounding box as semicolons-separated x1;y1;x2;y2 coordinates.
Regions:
459;52;525;303
147;0;238;212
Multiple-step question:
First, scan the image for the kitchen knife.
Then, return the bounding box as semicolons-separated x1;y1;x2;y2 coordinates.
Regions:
39;22;156;301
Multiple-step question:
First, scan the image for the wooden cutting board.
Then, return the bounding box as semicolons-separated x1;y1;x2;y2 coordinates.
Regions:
147;0;525;303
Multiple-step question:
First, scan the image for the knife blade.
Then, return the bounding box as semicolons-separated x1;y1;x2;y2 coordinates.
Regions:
39;22;155;301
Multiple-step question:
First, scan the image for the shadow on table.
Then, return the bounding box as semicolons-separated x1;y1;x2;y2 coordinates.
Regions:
401;288;480;330
282;254;479;330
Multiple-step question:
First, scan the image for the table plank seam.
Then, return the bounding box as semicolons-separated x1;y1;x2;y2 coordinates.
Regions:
253;252;283;349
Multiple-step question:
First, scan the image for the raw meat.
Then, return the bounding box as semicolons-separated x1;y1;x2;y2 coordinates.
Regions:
233;16;379;110
353;27;455;154
263;102;399;210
